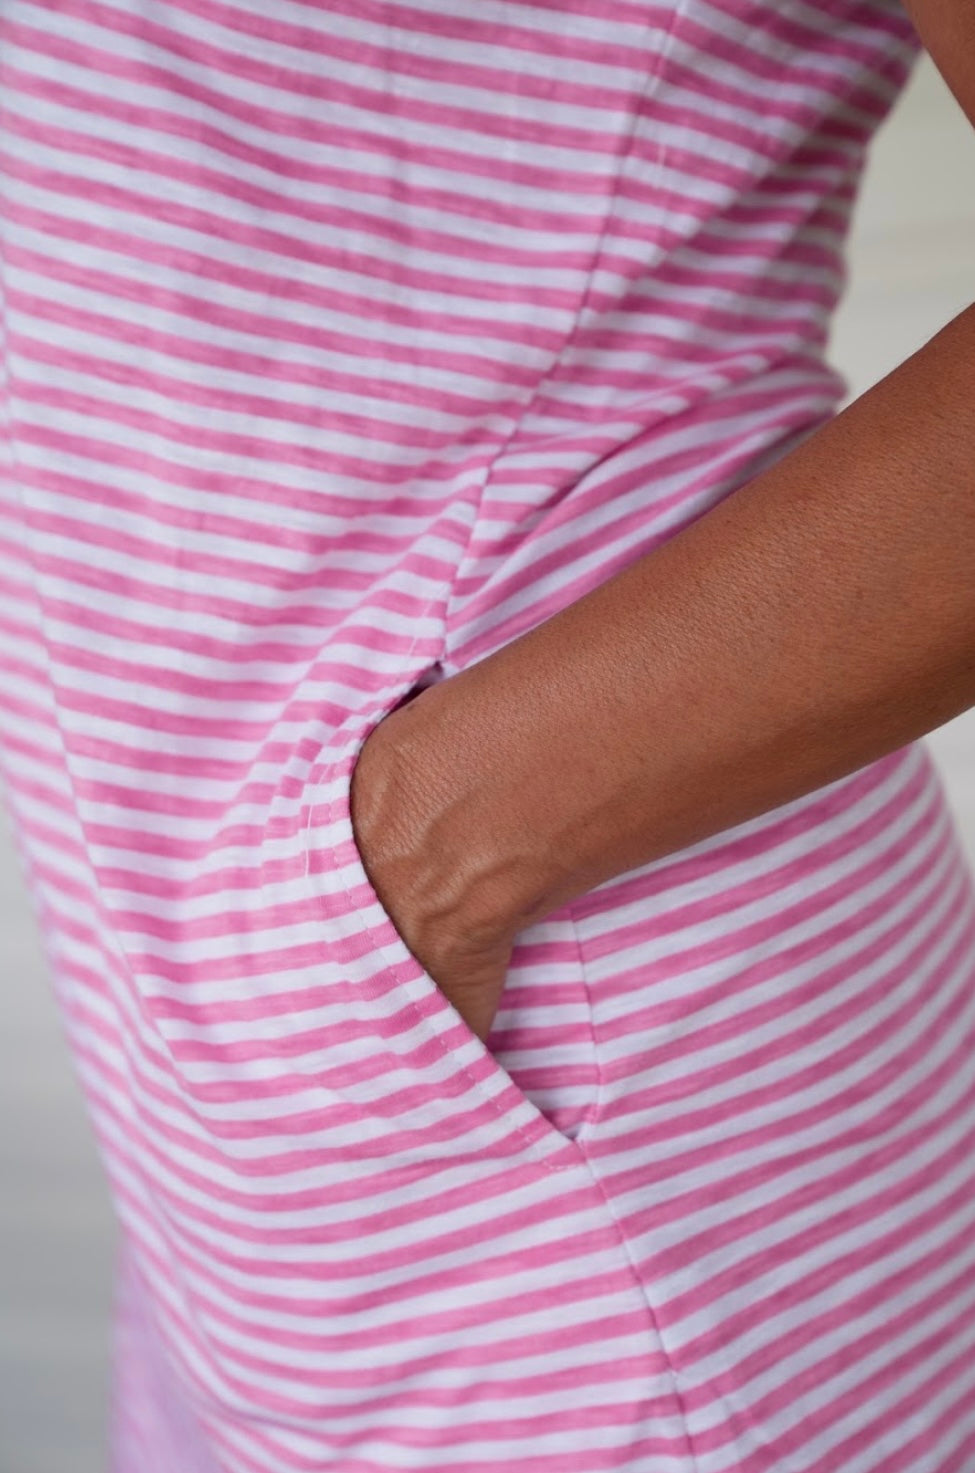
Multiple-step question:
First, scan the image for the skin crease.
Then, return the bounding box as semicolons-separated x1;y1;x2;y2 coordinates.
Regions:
350;0;975;1046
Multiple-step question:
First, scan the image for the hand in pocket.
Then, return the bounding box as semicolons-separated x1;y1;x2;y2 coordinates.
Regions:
349;692;516;1045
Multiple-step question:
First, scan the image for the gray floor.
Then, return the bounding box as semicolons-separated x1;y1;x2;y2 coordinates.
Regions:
1;47;974;1473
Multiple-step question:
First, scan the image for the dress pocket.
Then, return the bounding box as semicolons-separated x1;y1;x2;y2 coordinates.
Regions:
303;668;600;1168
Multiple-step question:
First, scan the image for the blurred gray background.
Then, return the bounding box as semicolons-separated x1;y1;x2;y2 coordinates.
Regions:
1;48;974;1473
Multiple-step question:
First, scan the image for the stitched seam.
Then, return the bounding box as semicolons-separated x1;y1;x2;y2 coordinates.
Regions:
566;884;702;1464
565;896;603;1143
444;4;689;657
574;1143;705;1473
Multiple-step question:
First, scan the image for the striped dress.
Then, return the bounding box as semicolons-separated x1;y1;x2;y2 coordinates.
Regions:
1;1;974;1469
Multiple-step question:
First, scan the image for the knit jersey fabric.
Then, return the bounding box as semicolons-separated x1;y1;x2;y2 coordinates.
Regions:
1;1;974;1469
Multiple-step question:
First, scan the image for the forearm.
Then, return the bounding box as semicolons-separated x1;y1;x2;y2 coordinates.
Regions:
354;301;975;948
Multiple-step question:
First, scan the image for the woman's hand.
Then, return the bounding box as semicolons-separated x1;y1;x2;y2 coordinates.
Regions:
349;691;518;1045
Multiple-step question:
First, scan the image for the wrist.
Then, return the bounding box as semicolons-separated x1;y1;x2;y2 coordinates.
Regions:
350;673;561;955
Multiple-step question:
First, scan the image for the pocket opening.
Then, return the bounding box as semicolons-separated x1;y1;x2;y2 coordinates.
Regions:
306;672;599;1167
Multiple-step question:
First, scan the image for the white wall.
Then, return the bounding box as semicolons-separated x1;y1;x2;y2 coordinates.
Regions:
1;46;973;1473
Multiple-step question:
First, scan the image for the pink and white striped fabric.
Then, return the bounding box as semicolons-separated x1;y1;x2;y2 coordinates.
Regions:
2;1;974;1468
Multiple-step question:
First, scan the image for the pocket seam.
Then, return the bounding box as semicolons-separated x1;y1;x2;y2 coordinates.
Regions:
564;896;605;1145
